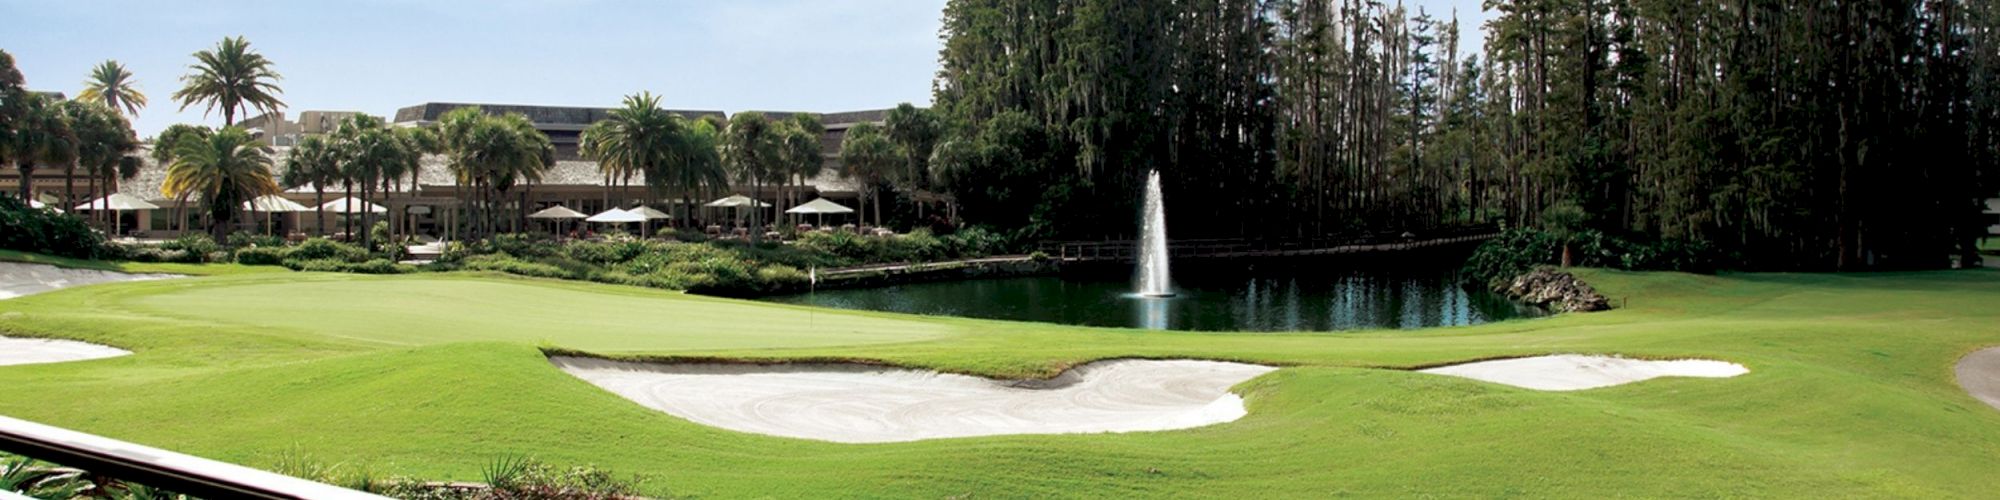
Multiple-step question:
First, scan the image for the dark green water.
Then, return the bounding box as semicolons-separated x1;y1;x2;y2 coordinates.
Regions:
763;261;1543;332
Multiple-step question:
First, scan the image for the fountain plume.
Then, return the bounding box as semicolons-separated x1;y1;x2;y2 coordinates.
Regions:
1137;170;1174;297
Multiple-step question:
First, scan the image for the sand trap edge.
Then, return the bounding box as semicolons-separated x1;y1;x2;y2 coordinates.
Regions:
1416;354;1749;391
549;356;1279;443
0;336;133;367
1956;347;2000;412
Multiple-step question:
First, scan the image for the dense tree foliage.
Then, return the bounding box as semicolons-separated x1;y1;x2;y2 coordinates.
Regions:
933;0;2000;269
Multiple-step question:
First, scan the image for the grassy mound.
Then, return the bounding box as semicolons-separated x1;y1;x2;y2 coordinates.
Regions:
0;268;1997;497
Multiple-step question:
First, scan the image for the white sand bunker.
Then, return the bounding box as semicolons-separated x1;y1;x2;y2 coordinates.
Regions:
0;336;131;367
0;262;178;300
1956;347;2000;412
552;356;1277;443
1419;355;1748;391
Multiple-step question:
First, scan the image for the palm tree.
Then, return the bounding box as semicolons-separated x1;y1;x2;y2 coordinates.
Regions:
673;117;730;228
61;101;139;226
582;92;682;214
162;126;278;241
8;93;77;202
173;36;284;126
722;112;782;238
282;135;340;236
780;114;825;225
77;60;147;117
334;116;412;250
151;124;212;233
840;122;899;229
437;107;553;239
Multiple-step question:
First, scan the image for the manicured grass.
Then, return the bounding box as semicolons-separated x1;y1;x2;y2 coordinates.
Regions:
1;267;1998;497
0;249;287;276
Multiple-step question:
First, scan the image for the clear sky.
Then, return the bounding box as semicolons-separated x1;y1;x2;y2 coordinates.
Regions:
0;0;1488;137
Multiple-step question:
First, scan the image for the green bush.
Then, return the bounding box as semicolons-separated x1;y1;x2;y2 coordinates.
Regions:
161;233;221;258
288;238;369;263
282;257;410;274
462;254;579;280
0;196;106;259
1464;228;1722;288
234;246;287;266
226;231;286;249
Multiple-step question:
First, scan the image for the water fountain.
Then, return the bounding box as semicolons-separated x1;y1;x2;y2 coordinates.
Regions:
1136;170;1175;297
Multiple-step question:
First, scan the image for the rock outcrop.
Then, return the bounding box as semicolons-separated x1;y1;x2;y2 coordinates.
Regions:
1502;268;1612;313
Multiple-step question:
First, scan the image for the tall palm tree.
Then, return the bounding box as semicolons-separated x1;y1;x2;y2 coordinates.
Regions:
582;92;681;212
281;135;340;236
8;93;77;202
61;101;138;225
77;60;147;117
151;124;212;233
162;126;278;241
781;114;825;224
437;107;552;239
173;36;284;126
673;117;729;228
840;123;899;229
722;112;782;238
333;115;412;250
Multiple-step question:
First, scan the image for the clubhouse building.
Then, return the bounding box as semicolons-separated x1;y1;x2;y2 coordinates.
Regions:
3;103;894;238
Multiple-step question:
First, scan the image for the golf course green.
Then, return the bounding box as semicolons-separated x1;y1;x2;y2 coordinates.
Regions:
1;265;1997;497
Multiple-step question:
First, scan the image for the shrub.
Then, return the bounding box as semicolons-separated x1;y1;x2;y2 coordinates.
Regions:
161;233;221;258
282;257;410;274
1464;228;1723;288
461;254;578;280
233;246;288;266
226;231;285;249
289;238;369;263
0;196;106;259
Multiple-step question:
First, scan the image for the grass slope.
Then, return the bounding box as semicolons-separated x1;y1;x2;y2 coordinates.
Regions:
0;268;1997;497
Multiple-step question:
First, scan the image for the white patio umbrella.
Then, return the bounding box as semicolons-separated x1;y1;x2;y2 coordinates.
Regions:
585;208;645;235
784;198;855;228
320;197;387;214
243;195;310;236
628;206;672;236
704;194;770;228
27;199;60;213
73;193;160;236
320;197;388;239
527;205;588;237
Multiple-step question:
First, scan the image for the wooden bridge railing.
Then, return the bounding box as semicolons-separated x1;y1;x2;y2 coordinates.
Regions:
1044;225;1501;262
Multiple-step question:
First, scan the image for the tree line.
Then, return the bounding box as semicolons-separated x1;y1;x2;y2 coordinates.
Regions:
927;0;2000;269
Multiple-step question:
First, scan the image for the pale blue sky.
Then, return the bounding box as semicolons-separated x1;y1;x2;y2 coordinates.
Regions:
0;0;1487;137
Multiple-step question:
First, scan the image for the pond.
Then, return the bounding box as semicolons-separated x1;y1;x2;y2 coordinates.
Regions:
761;259;1543;332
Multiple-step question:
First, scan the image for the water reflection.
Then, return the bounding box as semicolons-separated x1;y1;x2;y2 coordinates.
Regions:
765;263;1542;332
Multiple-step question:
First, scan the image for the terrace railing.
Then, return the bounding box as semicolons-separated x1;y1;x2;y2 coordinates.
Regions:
0;414;387;499
1045;224;1501;262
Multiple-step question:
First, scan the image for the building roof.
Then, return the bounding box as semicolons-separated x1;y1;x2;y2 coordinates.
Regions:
392;102;728;131
117;145;862;202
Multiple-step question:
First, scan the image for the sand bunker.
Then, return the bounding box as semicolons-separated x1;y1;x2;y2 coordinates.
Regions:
1418;355;1747;391
0;262;178;300
0;336;130;367
552;357;1277;443
1957;347;2000;412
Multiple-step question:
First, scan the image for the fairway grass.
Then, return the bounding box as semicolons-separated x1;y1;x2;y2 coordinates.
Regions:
0;268;1997;497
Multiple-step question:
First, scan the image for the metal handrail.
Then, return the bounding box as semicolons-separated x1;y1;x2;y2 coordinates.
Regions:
0;415;387;499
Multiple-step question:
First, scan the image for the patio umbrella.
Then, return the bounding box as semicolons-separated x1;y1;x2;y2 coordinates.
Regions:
527;205;588;237
704;194;770;228
585;208;645;235
784;197;855;228
73;193;160;236
243;195;310;236
320;197;387;214
628;206;672;236
26;199;60;213
320;197;388;239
